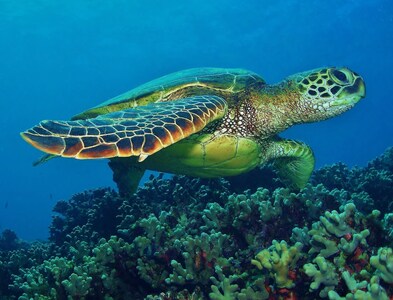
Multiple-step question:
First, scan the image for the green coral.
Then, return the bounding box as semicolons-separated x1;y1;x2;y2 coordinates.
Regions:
309;230;339;258
321;204;355;237
11;256;74;298
209;266;239;300
308;203;359;258
202;202;227;230
304;256;339;297
61;272;92;297
237;278;268;300
328;275;389;300
370;246;393;283
11;236;138;299
166;231;229;285
202;188;283;233
167;259;194;285
349;191;374;214
341;270;368;293
256;188;284;222
338;229;369;255
251;240;302;288
290;226;310;245
209;266;268;300
136;257;168;289
299;184;336;217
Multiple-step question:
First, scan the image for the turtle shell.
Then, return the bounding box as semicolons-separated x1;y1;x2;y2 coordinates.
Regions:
72;67;265;120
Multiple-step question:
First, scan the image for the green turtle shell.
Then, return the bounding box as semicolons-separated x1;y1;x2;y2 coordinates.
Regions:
72;67;265;120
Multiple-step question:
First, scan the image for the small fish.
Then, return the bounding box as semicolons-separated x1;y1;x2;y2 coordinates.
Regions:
4;201;8;209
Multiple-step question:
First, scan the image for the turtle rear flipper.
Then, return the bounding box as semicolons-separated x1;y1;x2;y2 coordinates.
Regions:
33;154;57;166
21;95;227;162
108;158;145;196
266;138;315;189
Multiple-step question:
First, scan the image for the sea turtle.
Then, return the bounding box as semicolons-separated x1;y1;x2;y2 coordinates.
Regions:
21;67;365;195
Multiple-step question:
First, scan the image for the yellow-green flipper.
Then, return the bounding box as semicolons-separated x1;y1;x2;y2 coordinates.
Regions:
21;67;366;195
265;138;315;189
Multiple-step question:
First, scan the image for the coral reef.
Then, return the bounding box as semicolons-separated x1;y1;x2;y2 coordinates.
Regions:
304;256;339;297
251;240;302;288
0;147;392;299
370;247;393;284
312;147;393;214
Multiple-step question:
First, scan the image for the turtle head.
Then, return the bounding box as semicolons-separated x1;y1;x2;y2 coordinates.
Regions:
289;67;366;123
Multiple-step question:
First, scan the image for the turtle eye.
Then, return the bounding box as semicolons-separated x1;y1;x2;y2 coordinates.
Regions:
330;68;353;85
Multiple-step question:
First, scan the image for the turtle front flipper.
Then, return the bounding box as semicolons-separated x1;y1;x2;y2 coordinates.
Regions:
265;138;315;189
21;95;227;162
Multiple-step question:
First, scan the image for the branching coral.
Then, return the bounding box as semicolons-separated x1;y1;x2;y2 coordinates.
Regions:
209;265;269;300
370;247;393;283
61;272;92;297
2;148;393;299
321;204;355;237
308;203;359;258
166;231;229;285
209;265;240;300
339;229;369;255
341;270;368;293
304;256;339;297
328;275;389;300
251;240;302;288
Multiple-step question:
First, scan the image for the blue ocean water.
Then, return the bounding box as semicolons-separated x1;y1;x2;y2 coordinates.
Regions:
0;0;392;240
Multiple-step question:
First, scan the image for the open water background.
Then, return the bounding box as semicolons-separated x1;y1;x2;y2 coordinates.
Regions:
0;0;392;239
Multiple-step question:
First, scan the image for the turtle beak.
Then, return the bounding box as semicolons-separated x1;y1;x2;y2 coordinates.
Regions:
351;74;366;97
344;76;366;101
357;77;366;98
332;76;366;107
